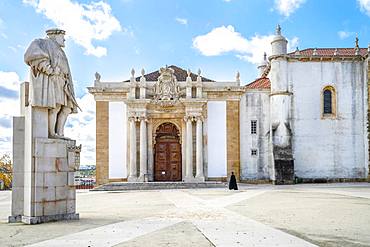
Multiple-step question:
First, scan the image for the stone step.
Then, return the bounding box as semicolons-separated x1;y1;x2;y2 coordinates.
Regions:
92;182;227;191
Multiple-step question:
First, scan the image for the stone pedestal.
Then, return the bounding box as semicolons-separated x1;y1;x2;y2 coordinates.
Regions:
9;106;80;224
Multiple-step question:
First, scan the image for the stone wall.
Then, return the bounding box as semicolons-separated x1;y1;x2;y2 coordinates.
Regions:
239;91;271;180
368;58;370;182
290;61;367;179
96;101;109;185
227;101;240;181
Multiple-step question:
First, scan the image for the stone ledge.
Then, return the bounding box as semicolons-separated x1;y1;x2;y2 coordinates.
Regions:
20;213;79;225
296;177;368;184
92;182;227;191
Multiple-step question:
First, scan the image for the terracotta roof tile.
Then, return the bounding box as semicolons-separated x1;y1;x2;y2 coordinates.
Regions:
289;48;368;57
124;65;214;82
245;77;271;90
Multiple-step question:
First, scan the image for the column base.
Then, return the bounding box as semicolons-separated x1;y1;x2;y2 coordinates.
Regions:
137;175;149;182
127;176;138;182
184;176;195;183
20;213;79;225
194;176;205;182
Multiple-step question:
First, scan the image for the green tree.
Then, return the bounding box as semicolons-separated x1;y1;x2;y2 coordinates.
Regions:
0;154;12;190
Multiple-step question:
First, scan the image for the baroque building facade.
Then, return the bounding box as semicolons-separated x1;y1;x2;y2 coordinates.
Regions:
89;26;370;185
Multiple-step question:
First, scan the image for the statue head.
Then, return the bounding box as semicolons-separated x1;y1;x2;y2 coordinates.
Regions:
46;28;66;47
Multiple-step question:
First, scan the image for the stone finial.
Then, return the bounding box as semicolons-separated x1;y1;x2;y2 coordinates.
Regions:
141;68;145;76
355;35;360;55
131;68;135;77
368;43;370;53
333;48;338;56
294;47;300;55
187;69;191;77
236;71;240;83
94;72;101;82
312;48;318;56
197;68;202;82
276;24;281;35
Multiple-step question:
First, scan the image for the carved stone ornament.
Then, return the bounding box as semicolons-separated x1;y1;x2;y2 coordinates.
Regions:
153;66;180;106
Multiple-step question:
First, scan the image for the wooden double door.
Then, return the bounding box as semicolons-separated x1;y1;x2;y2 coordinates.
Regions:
154;123;182;181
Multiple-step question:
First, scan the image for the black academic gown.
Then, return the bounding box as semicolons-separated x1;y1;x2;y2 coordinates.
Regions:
229;174;238;190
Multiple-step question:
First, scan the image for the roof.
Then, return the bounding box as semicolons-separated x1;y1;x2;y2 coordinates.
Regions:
288;48;368;57
245;77;271;90
124;65;214;82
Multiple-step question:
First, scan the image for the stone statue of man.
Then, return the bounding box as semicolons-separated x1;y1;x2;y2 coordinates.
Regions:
24;28;80;138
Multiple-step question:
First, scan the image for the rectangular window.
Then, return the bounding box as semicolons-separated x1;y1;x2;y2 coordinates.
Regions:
251;149;258;156
251;120;257;134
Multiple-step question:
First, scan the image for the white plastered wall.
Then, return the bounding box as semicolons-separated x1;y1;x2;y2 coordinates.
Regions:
109;102;127;178
240;91;271;180
207;101;227;177
289;61;368;178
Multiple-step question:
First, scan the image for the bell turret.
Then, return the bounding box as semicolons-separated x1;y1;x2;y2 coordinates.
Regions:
271;24;288;56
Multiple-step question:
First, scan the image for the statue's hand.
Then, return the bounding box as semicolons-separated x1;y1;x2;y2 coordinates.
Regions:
52;67;61;76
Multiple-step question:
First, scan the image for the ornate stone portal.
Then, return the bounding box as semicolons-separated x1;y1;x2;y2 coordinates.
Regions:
9;29;81;224
89;65;243;185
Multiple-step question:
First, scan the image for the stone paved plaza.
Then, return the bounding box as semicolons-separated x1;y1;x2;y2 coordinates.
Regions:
1;183;370;247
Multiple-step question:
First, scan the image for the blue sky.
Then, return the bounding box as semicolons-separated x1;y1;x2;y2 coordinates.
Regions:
0;0;370;165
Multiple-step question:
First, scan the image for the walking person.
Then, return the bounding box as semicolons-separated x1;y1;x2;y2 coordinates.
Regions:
229;172;238;190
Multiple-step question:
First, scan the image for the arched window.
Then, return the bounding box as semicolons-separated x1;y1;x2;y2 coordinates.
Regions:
322;86;336;118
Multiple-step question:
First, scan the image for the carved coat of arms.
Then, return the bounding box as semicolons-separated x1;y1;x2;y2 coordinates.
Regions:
153;66;180;106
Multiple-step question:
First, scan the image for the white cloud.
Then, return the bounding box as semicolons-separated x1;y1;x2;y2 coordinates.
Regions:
64;93;96;166
338;31;354;39
0;71;21;157
175;17;188;25
23;0;122;57
193;25;249;56
358;0;370;16
0;71;21;92
274;0;305;17
0;17;7;39
193;25;298;64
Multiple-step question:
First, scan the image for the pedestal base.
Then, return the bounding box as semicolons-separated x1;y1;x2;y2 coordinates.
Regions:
8;215;22;223
21;213;79;225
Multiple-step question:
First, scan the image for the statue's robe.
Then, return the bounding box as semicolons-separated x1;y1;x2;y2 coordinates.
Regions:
24;38;78;113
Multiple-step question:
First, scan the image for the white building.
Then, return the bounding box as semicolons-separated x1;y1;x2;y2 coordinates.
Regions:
88;26;370;185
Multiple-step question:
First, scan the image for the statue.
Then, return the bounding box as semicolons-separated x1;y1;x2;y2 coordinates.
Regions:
24;28;80;138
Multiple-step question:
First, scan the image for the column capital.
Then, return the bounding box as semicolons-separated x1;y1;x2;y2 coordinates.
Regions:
139;116;148;122
195;116;204;122
128;116;136;122
184;115;195;122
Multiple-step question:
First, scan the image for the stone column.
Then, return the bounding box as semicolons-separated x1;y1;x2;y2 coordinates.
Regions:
138;117;147;181
195;116;205;181
128;117;137;181
185;116;194;181
147;120;154;181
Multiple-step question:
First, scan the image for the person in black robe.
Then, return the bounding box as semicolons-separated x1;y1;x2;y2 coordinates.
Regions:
229;172;238;190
